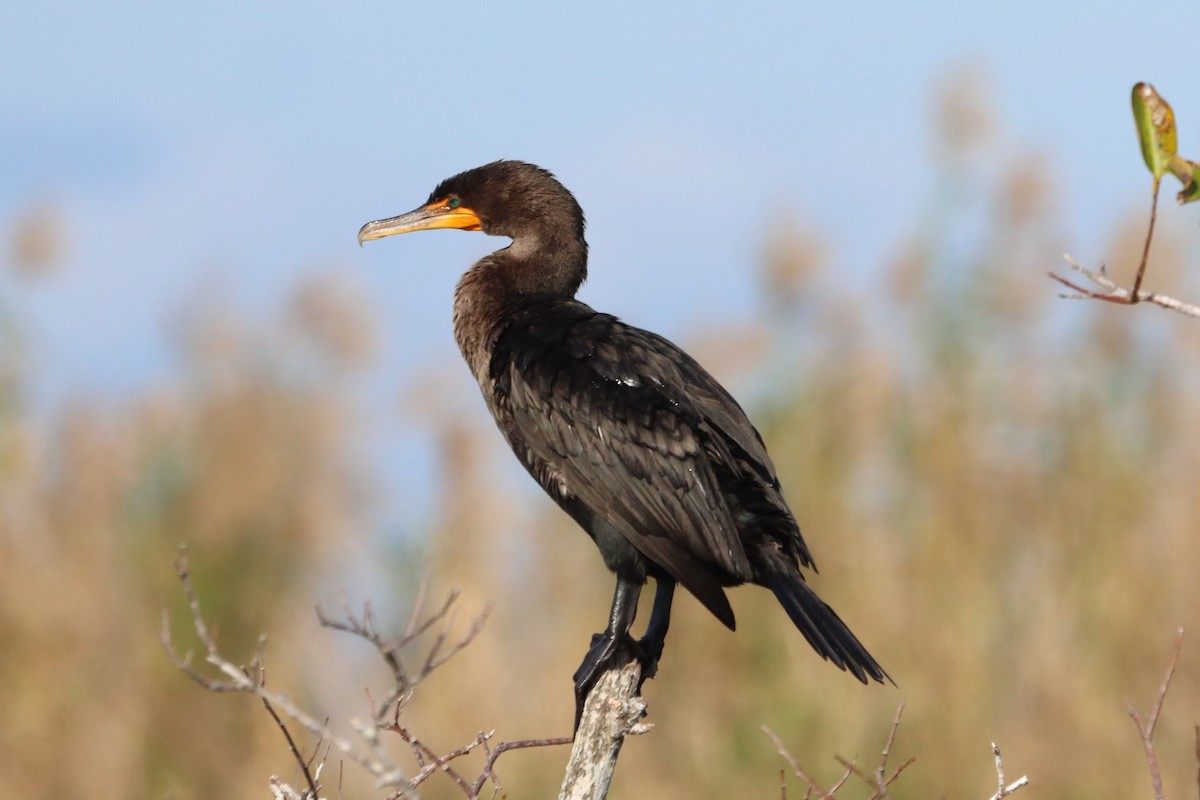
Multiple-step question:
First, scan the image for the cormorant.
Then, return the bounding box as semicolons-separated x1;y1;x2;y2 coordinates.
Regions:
359;161;887;719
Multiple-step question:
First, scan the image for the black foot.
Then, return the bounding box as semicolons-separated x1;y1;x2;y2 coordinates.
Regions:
637;577;675;685
572;629;641;731
571;630;669;731
636;631;665;682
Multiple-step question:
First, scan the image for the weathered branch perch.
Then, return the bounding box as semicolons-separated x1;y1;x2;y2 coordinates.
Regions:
558;660;650;800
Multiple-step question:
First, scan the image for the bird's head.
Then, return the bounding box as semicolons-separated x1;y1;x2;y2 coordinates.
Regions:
358;160;586;248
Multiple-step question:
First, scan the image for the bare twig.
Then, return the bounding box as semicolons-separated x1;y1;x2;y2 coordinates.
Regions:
1047;174;1180;310
762;726;852;800
859;701;914;798
1049;254;1200;318
987;742;1029;799
762;707;1032;800
388;722;482;795
558;660;650;800
262;697;320;799
765;703;913;800
164;549;566;799
269;775;309;800
1128;627;1186;800
830;703;914;799
316;591;490;729
161;550;412;794
474;735;573;796
1193;724;1199;800
876;701;905;787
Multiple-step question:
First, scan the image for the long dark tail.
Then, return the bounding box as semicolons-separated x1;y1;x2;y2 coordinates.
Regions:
766;571;890;685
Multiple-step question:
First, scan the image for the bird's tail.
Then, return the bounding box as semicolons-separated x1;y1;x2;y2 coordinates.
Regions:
766;571;890;685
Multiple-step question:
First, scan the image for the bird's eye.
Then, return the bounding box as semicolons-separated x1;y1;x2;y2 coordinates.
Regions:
447;197;462;209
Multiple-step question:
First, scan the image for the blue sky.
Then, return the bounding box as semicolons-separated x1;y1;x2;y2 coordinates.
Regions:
2;0;1195;525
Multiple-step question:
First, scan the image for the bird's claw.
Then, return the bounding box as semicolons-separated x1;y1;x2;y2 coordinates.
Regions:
572;630;663;732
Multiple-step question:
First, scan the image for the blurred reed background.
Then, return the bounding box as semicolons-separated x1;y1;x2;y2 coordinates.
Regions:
2;77;1198;799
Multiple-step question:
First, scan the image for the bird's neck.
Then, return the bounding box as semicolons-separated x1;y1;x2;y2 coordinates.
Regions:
452;241;586;384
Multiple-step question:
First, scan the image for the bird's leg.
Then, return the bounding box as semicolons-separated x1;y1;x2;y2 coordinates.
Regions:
637;578;675;683
573;576;641;730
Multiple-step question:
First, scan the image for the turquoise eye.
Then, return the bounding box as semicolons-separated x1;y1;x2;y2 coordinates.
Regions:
447;197;461;209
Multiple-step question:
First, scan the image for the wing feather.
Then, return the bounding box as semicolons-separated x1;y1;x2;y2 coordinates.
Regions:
489;303;767;594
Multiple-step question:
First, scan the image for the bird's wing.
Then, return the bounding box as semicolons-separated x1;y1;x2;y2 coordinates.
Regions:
613;321;816;571
489;306;773;615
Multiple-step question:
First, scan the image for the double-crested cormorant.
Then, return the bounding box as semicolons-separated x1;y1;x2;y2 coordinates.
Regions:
359;161;887;718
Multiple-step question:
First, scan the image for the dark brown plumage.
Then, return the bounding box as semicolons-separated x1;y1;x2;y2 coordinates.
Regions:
359;160;887;718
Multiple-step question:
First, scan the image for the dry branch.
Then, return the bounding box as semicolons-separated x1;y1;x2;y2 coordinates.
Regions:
987;742;1028;800
1193;724;1199;800
161;551;414;796
558;660;650;800
262;697;320;798
831;700;915;799
762;724;851;799
162;549;568;799
1128;627;1186;800
316;590;489;730
763;705;1030;800
1050;254;1200;318
763;702;911;800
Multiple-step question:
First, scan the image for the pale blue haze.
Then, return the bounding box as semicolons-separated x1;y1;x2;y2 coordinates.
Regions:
1;1;1194;524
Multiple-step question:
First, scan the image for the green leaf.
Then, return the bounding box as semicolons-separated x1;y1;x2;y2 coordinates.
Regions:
1132;82;1177;179
1176;159;1200;204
